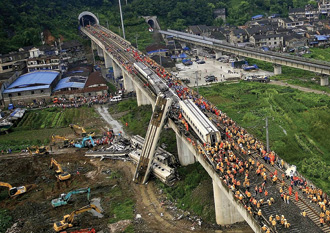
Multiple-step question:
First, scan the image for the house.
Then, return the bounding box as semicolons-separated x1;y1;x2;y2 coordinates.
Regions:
2;71;61;105
0;50;29;74
278;18;304;29
187;25;211;36
319;0;330;17
249;34;284;48
229;28;249;44
213;8;226;22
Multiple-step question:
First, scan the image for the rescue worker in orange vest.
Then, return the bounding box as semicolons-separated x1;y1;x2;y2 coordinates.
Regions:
261;225;267;232
264;190;268;197
272;219;277;230
295;191;299;201
257;209;262;219
320;217;325;227
301;210;307;217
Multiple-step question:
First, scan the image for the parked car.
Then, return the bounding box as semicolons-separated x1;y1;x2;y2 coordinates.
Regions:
183;60;193;66
180;78;191;84
205;75;216;82
196;60;205;64
110;96;122;102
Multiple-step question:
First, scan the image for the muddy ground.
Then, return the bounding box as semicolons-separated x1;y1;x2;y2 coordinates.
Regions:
0;149;253;233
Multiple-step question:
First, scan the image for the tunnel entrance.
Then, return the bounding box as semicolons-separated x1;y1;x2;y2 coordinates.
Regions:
147;19;155;29
78;11;99;27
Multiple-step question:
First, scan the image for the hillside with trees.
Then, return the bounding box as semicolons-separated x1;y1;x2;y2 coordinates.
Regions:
0;0;314;54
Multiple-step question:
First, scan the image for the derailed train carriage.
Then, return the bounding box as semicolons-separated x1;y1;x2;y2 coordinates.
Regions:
179;99;221;146
133;62;168;95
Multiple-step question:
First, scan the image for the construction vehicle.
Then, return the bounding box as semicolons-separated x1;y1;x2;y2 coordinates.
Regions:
0;182;27;197
51;187;91;207
74;136;95;149
62;229;95;233
53;204;101;232
51;135;73;148
27;146;49;155
50;158;71;181
69;124;95;137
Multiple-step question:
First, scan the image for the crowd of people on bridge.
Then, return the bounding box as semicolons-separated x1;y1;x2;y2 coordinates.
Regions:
86;24;330;232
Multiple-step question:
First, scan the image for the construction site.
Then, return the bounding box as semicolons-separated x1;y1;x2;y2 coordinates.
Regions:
0;100;237;233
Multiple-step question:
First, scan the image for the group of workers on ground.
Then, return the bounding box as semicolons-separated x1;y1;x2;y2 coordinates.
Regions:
87;24;330;231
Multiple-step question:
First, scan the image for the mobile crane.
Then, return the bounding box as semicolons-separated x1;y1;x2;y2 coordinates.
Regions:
69;124;95;137
50;158;71;181
51;187;91;207
0;182;27;197
27;146;49;155
53;204;101;232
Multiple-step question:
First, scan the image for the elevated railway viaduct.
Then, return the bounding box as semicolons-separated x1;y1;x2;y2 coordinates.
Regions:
78;12;328;233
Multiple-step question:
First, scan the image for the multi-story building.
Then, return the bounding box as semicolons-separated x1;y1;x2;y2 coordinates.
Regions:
0;50;29;74
249;34;284;48
319;0;330;16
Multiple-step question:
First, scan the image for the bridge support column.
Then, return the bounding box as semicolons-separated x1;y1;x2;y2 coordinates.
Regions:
103;52;112;69
273;64;282;75
112;61;122;78
180;42;187;49
196;47;203;56
176;133;196;166
97;45;104;57
123;72;134;92
135;87;150;106
91;40;97;51
320;76;329;86
213;180;244;225
215;51;222;59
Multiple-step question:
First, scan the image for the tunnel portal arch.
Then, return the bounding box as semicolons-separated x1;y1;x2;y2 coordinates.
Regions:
147;19;155;29
78;11;99;27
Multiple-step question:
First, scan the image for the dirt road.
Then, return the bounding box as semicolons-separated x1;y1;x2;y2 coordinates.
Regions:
270;80;330;96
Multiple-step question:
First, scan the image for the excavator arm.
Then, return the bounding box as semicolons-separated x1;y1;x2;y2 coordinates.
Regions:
69;124;95;137
0;182;12;189
50;158;64;174
0;182;27;197
53;204;101;232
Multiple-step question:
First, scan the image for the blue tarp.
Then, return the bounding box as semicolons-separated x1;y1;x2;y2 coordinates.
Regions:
315;35;329;41
147;49;168;54
183;47;190;50
171;55;178;59
178;53;187;58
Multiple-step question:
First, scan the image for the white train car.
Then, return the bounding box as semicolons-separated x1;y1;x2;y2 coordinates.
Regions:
133;62;168;94
179;99;221;146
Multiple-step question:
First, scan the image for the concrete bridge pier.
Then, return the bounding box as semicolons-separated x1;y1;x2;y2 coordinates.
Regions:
91;40;97;51
320;76;329;86
273;64;282;75
180;42;187;49
135;86;151;106
215;51;223;59
112;61;122;78
196;46;203;56
175;133;196;166
97;45;104;57
103;52;112;69
213;180;245;225
123;73;134;92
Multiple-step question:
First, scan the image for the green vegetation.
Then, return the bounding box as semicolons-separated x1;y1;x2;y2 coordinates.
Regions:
304;47;330;62
199;82;330;193
0;107;97;152
157;163;215;221
1;0;312;54
109;99;152;137
109;198;135;224
0;209;12;233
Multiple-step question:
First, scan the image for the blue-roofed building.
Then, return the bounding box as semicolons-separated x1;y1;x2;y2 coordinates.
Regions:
2;71;61;105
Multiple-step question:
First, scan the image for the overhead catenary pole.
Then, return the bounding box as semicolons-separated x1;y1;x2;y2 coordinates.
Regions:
159;50;162;66
135;33;139;49
118;0;126;39
266;117;270;152
195;71;199;95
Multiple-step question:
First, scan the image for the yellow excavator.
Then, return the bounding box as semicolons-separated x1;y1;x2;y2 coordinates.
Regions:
50;158;71;181
27;146;49;155
53;204;101;232
51;135;73;148
0;182;27;197
69;124;95;137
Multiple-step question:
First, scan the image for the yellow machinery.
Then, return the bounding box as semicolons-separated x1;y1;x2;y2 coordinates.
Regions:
69;124;95;137
27;146;49;155
51;135;73;147
50;158;71;181
0;182;27;197
53;204;101;232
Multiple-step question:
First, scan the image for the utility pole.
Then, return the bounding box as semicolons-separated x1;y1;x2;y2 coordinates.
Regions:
195;71;199;95
106;20;109;29
118;0;126;39
118;26;121;37
159;50;162;66
266;117;270;152
135;33;139;49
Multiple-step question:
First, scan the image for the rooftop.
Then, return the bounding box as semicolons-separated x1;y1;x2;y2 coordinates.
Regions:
3;71;59;93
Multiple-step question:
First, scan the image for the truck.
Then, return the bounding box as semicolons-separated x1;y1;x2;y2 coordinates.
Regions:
51;187;91;207
244;75;270;83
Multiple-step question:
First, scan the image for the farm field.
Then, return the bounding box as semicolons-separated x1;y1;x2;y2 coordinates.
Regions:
199;81;330;192
0;107;100;152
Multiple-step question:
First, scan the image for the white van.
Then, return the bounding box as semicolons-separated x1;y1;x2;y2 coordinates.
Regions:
110;96;122;102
